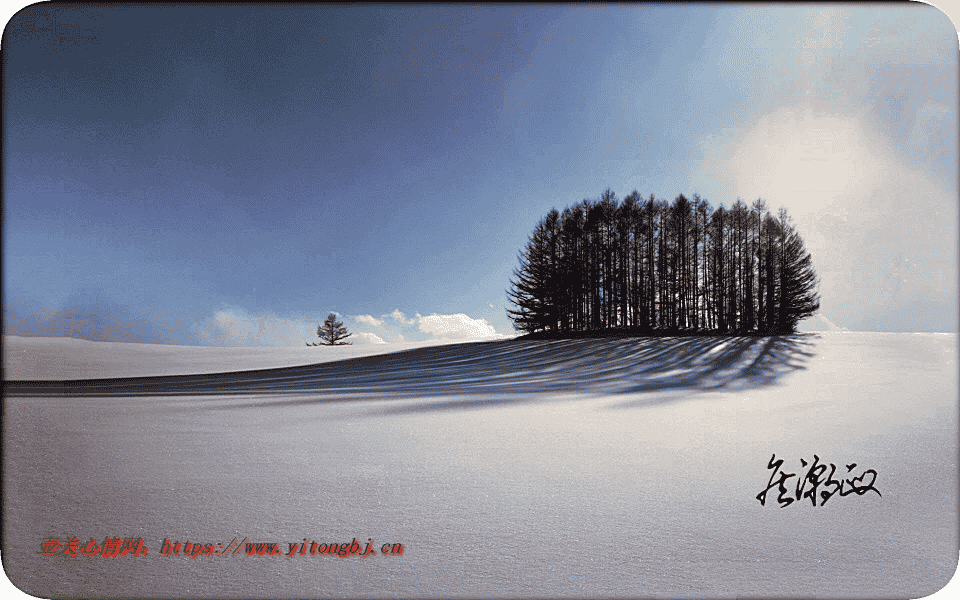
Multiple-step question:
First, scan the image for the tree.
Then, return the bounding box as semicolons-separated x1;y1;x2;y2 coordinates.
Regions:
559;203;587;331
752;198;768;332
710;205;727;332
507;213;560;334
317;313;352;345
774;211;821;333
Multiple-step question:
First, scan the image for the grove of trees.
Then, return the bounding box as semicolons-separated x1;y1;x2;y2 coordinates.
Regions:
507;190;820;336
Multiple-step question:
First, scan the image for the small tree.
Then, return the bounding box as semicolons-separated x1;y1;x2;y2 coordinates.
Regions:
317;313;352;345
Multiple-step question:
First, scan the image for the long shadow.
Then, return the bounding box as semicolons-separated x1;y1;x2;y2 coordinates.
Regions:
4;335;819;409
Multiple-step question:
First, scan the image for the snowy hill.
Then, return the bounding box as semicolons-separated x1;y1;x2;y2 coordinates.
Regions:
2;334;498;380
3;332;957;599
796;312;849;332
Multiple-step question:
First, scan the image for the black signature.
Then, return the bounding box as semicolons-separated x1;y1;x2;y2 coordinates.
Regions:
757;454;881;508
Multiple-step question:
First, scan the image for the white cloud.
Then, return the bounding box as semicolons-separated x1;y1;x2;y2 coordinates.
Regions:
352;331;386;345
191;307;397;346
193;306;319;346
416;313;507;340
191;306;513;346
388;309;416;325
192;307;393;347
690;104;957;332
355;314;383;327
695;107;879;216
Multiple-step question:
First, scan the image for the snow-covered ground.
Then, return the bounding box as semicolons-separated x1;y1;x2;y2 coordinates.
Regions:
3;332;957;598
2;334;507;380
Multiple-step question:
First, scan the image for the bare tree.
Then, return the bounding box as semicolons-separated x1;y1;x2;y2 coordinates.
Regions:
317;313;353;345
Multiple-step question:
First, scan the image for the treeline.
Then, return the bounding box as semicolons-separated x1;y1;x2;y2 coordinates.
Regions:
507;189;820;336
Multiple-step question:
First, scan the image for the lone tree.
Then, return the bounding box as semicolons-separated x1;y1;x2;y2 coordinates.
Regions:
316;313;352;345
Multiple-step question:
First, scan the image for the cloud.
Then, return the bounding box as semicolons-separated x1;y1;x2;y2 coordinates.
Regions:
190;306;512;346
416;313;508;340
193;306;378;346
695;107;879;215
702;5;956;177
352;331;386;344
3;293;162;343
355;314;383;327
388;309;416;325
691;105;957;332
192;306;315;346
691;2;958;339
195;308;388;346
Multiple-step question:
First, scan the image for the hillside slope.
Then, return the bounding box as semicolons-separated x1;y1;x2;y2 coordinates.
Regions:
3;332;957;599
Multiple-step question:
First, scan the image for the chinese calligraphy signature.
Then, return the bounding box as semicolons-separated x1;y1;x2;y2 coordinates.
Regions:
757;454;881;508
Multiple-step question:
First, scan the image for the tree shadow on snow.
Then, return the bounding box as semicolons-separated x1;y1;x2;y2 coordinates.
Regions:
5;334;819;413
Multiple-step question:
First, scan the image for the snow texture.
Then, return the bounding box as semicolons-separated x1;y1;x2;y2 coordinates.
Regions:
2;332;957;599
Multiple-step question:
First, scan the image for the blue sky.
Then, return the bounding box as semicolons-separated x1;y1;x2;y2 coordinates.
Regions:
3;3;957;345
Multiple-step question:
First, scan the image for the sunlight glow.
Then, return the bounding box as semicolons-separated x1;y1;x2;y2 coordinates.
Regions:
717;107;882;216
